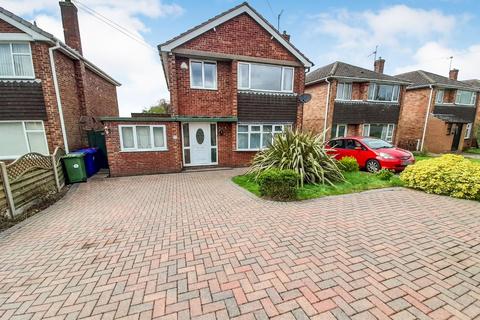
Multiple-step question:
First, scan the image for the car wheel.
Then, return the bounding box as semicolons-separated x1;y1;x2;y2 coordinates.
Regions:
366;159;381;173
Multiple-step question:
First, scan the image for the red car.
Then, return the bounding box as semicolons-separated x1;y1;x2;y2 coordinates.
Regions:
327;136;415;172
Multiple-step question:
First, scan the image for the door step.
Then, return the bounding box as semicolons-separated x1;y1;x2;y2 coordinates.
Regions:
183;166;233;173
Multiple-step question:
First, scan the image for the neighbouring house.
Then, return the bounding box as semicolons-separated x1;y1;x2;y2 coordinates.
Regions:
102;2;313;177
395;69;480;153
303;59;410;143
0;0;120;161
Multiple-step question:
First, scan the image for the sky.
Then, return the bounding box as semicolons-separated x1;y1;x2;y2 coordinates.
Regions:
1;0;479;116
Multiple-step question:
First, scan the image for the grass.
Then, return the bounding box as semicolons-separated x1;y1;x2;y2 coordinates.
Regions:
465;148;480;155
232;171;403;201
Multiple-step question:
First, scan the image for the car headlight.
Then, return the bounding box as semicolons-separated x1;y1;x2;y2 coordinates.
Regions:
378;152;395;159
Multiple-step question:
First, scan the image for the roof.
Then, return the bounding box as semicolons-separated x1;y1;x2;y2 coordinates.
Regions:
306;61;410;85
158;2;312;68
395;70;476;91
464;79;480;89
0;6;120;86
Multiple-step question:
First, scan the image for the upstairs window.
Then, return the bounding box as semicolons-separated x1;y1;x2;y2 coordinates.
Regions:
368;83;399;102
190;60;217;89
336;83;352;100
435;89;444;104
0;43;34;78
455;90;476;105
238;62;294;92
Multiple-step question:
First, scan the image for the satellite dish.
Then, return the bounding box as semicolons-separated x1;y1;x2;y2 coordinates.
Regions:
298;93;312;103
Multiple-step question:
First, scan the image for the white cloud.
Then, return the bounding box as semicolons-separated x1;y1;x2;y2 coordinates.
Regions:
306;5;462;73
395;42;480;80
2;0;183;116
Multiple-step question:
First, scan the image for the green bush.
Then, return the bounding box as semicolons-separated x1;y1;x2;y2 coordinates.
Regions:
258;169;299;201
338;156;359;172
250;129;344;186
375;169;394;181
400;154;480;200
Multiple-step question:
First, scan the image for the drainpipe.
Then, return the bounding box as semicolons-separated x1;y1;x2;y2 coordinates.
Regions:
48;41;69;153
323;78;332;141
420;85;434;152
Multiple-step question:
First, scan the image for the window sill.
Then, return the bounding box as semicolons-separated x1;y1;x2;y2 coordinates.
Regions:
190;86;218;91
235;149;262;152
238;89;295;95
120;149;168;153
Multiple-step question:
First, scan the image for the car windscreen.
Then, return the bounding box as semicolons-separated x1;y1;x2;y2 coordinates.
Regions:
362;138;393;149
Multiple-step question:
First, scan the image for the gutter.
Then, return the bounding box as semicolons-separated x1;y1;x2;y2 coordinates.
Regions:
323;78;332;141
48;41;69;153
420;84;434;152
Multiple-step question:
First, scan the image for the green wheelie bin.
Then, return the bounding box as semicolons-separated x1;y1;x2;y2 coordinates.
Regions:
62;153;87;183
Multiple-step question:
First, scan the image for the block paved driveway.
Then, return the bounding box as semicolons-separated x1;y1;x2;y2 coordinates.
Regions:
1;169;480;320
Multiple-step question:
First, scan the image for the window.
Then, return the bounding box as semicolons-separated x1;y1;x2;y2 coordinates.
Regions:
0;43;34;78
119;125;167;151
435;89;444;104
333;124;347;138
328;139;345;149
336;83;352;100
0;121;48;159
237;124;290;150
368;83;399;102
455;90;476;105
465;123;473;139
190;60;217;89
363;123;395;142
238;62;294;92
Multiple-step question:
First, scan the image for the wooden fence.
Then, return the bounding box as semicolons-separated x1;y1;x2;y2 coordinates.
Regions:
0;147;66;218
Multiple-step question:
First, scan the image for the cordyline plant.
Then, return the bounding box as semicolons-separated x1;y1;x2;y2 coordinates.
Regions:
249;129;344;187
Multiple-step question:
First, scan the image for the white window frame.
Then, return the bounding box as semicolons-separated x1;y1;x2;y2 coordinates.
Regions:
335;83;352;101
236;123;291;151
0;42;35;79
237;62;294;93
362;123;395;142
0;120;48;159
334;124;347;138
455;90;476;106
464;123;473;139
189;59;217;90
119;125;168;152
367;83;400;102
435;89;444;104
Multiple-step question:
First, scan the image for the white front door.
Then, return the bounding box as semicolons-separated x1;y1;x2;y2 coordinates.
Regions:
188;123;214;166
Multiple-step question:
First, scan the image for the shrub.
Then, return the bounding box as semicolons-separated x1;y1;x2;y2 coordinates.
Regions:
376;169;394;181
250;129;344;186
258;169;299;201
400;154;480;200
338;156;359;172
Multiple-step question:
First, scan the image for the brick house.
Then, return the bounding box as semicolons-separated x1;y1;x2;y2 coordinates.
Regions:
303;59;410;144
395;69;480;153
0;0;120;160
102;2;313;177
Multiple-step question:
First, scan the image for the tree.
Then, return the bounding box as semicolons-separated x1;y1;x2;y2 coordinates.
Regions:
142;99;170;114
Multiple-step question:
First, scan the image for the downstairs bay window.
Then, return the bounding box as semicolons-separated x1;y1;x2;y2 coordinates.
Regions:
0;121;48;159
237;124;291;150
119;125;167;151
363;123;395;142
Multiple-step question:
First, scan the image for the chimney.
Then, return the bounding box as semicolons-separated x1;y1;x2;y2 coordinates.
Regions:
281;30;290;42
374;57;385;74
449;68;459;80
59;0;82;55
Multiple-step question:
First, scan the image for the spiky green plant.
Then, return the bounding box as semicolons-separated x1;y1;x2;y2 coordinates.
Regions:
249;129;344;186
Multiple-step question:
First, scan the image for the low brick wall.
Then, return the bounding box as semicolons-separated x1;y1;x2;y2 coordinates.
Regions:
104;121;183;177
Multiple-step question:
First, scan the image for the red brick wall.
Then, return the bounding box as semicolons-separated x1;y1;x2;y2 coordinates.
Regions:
84;68;119;118
104;121;182;177
0;18;23;33
396;87;432;150
303;81;329;135
180;13;297;61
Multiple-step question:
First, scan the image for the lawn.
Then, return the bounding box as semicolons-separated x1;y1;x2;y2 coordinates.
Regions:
233;171;403;201
465;148;480;155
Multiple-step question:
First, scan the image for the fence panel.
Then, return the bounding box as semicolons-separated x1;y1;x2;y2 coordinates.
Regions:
0;148;66;218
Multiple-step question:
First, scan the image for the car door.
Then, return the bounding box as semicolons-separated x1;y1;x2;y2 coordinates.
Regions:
352;139;370;167
328;139;346;160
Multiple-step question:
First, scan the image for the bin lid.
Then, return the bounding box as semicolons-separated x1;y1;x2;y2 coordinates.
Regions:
63;153;85;158
73;147;98;154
